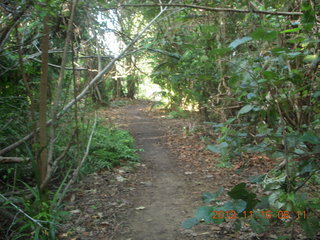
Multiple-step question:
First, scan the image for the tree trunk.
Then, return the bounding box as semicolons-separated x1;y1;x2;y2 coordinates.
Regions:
38;14;50;199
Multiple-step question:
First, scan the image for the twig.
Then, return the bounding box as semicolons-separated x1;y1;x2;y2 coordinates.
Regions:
0;194;43;228
57;113;97;205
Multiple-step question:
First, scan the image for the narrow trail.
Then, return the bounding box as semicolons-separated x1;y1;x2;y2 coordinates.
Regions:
62;102;276;239
121;103;191;239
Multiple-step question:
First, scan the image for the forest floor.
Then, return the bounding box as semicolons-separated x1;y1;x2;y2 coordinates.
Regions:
59;101;307;240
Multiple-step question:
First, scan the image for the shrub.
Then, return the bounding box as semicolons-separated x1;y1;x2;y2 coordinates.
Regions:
82;123;139;174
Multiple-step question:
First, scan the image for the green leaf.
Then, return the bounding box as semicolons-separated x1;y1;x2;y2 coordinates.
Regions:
249;174;265;184
251;28;278;41
237;104;254;116
181;217;199;229
202;187;224;203
228;183;246;199
287;52;301;58
232;200;247;213
300;131;320;144
299;215;320;239
228;37;252;49
255;196;270;209
234;218;242;231
207;142;228;153
249;218;266;234
281;27;301;33
195;206;214;222
228;183;259;213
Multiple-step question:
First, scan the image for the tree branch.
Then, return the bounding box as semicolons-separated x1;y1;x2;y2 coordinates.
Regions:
29;57;88;70
107;3;303;16
57;113;97;205
0;157;29;164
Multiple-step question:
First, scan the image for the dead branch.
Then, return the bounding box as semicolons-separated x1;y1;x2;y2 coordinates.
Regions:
29;57;87;70
107;3;303;16
57;113;97;205
40;130;76;190
0;157;29;164
0;194;43;228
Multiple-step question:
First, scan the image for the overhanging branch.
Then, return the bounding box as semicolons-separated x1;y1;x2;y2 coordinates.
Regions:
111;3;303;16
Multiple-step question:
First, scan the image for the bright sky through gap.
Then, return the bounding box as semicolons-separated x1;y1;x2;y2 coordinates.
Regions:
97;12;121;56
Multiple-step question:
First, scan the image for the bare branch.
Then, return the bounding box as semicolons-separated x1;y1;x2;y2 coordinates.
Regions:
0;157;29;164
29;57;88;70
112;3;303;16
57;113;97;205
0;194;43;228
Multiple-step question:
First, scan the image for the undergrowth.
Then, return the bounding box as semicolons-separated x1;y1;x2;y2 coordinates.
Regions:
81;123;139;174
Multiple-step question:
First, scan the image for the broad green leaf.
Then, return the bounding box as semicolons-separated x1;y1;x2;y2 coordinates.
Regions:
304;54;317;62
228;37;252;49
228;183;259;213
202;187;224;203
249;218;266;234
312;91;320;98
232;200;247;213
251;28;278;41
228;183;248;199
207;142;228;153
247;93;256;99
255;196;270;209
300;131;320;144
287;52;301;58
195;206;214;223
249;174;265;184
181;217;199;229
237;104;254;116
269;190;285;209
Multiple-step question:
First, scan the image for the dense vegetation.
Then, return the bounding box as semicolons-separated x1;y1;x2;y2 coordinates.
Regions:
0;0;319;239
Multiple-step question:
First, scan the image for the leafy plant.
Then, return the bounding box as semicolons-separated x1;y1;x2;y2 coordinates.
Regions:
82;123;139;174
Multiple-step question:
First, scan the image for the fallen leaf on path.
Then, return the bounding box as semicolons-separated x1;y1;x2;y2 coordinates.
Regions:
135;206;146;210
70;209;81;214
116;175;126;182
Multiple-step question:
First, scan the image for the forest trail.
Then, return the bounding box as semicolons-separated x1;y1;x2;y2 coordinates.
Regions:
61;102;274;240
119;102;191;239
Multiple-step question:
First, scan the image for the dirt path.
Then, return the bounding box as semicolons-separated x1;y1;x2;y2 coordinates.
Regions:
61;102;281;240
119;103;191;239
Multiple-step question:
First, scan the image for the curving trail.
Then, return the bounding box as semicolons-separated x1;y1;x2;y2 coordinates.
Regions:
120;103;191;240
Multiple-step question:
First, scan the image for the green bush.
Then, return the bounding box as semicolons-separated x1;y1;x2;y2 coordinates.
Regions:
167;109;190;119
82;124;139;174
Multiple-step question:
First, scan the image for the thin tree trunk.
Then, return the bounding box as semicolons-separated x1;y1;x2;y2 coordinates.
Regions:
38;14;50;198
48;0;78;165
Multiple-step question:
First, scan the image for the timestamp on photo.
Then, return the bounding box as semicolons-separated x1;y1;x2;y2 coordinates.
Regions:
212;210;307;220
